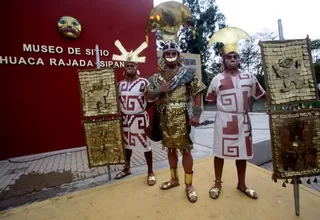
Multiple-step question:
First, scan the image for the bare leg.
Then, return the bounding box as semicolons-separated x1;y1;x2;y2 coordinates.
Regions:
182;150;197;203
160;148;180;189
236;160;246;189
209;156;224;199
125;149;132;169
168;148;179;169
182;150;193;173
114;149;132;179
144;150;156;186
214;156;224;187
236;160;258;199
144;150;154;175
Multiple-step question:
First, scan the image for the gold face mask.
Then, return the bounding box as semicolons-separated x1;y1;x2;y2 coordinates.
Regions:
57;16;82;39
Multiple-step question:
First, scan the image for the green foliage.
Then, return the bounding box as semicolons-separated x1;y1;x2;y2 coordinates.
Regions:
181;0;226;85
314;62;320;83
310;39;320;51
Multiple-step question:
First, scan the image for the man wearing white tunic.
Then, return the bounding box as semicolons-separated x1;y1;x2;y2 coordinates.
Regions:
112;40;156;186
206;27;266;200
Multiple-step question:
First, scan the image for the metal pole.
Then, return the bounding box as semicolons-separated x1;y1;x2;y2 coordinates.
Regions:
107;164;112;180
95;44;100;68
278;19;284;40
95;44;111;180
293;178;300;216
278;19;300;216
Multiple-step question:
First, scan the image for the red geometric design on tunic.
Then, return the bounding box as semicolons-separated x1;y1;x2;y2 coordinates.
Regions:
119;78;148;92
126;114;147;128
241;84;251;88
220;93;238;112
239;73;250;79
242;91;249;111
243;113;249;125
128;78;146;91
245;135;253;156
223;115;239;135
222;137;239;157
219;76;234;91
122;114;148;148
123;131;129;145
138;82;146;92
128;133;147;148
254;82;264;97
119;81;129;91
206;91;217;102
119;96;126;107
124;95;146;111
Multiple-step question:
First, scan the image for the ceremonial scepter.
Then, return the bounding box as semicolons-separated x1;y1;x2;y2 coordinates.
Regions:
94;44;112;181
277;19;300;216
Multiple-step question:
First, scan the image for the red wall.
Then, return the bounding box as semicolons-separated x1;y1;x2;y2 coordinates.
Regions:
0;0;158;159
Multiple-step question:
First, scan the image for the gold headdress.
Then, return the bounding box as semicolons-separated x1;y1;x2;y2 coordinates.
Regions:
145;1;194;43
208;27;251;56
112;40;148;63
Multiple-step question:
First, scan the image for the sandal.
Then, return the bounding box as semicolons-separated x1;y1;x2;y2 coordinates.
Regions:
147;174;156;186
160;180;180;190
209;180;222;199
114;168;131;180
186;186;197;203
237;185;258;199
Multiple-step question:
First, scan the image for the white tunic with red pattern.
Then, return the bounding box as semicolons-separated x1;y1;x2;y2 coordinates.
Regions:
118;77;151;152
205;72;266;160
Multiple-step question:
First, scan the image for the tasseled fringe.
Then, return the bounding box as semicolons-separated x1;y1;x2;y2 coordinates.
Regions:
306;177;318;184
282;181;286;187
298;179;302;184
290;179;294;184
282;179;289;187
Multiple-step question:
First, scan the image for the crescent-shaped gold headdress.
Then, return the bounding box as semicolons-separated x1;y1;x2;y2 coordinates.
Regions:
208;27;251;56
145;1;194;44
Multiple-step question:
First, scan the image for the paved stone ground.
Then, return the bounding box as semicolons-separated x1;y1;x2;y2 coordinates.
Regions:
0;111;319;212
0;141;167;194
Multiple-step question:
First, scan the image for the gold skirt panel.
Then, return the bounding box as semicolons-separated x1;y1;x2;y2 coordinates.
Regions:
158;104;192;151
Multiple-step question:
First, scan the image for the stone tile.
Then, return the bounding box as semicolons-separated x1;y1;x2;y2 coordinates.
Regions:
0;112;273;198
51;154;61;172
58;154;66;171
44;155;56;174
64;153;72;171
0;162;10;176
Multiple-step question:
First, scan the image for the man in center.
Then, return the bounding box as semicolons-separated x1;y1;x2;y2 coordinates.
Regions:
145;41;206;203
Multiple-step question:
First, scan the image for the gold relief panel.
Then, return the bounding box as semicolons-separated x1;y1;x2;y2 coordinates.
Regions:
269;109;320;179
78;68;119;117
259;38;318;105
84;119;126;168
57;16;82;39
